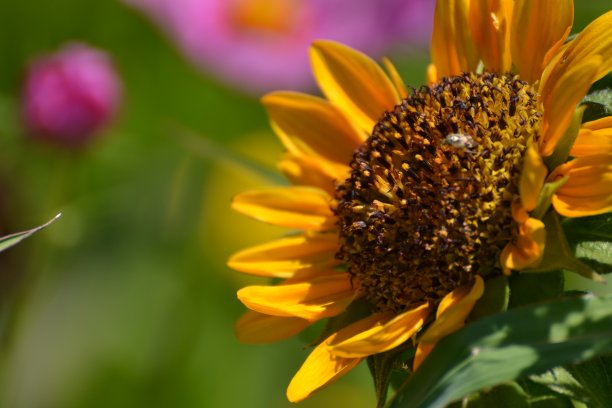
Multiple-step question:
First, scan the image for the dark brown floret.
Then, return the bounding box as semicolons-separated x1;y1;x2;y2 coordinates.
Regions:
334;72;541;313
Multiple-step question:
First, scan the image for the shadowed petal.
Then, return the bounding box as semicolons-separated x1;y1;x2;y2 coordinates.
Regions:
235;311;312;344
500;218;546;273
571;117;612;157
519;143;548;211
550;154;612;217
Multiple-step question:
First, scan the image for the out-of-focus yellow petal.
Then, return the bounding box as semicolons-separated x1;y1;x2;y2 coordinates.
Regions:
235;311;311;344
431;0;479;77
571;117;612;157
549;154;612;217
278;153;350;195
541;11;612;98
519;144;548;211
231;186;335;230
539;56;601;156
227;233;339;278
310;40;400;133
237;273;357;321
329;302;431;358
469;0;513;73
413;342;435;371
427;64;438;85
500;217;546;273
420;276;484;344
382;57;408;99
287;331;362;402
262;91;364;165
510;0;573;82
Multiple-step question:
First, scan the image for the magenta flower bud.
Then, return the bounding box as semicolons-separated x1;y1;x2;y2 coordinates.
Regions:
22;43;121;146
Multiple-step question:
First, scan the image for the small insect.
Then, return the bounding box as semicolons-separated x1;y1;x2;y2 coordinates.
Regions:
443;132;477;149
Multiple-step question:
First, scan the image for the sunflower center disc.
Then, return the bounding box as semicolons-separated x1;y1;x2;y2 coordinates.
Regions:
335;72;542;313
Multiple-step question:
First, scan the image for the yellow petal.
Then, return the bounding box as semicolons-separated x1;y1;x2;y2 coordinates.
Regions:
262;91;364;165
500;217;546;273
287;331;362;402
235;311;311;344
549;154;612;217
227;233;339;278
541;11;612;98
329;302;431;358
427;64;438;85
510;0;573;82
519;143;548;211
431;0;479;77
539;56;602;156
413;342;435;371
382;57;408;99
310;40;400;133
278;153;350;195
237;273;357;321
469;0;513;73
420;276;484;344
571;117;612;157
231;186;335;231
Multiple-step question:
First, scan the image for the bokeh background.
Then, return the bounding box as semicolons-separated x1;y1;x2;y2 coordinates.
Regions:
0;1;609;407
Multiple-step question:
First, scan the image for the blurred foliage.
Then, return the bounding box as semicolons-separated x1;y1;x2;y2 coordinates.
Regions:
0;0;610;407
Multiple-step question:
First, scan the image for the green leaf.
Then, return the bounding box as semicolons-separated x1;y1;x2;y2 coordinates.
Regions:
469;275;509;320
527;212;605;283
460;382;530;408
508;271;564;308
0;214;61;253
580;89;612;122
529;367;590;402
388;294;612;408
519;378;577;408
566;356;612;408
563;214;612;275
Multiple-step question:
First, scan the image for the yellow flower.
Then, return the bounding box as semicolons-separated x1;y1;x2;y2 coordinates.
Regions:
228;0;612;402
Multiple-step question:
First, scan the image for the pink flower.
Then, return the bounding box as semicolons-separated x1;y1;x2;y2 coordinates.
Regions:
125;0;433;93
22;43;122;147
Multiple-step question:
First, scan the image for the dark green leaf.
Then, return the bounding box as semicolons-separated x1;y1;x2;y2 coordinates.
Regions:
0;214;61;253
564;214;612;274
508;271;564;308
460;382;530;408
580;89;612;122
469;275;509;320
388;294;612;408
529;367;590;402
519;378;576;408
567;355;612;408
368;347;411;408
527;212;605;283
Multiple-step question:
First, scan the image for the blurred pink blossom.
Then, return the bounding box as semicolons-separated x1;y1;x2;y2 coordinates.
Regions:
125;0;433;93
22;43;122;147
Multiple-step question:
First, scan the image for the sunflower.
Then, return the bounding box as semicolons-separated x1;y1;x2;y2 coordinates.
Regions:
228;0;612;402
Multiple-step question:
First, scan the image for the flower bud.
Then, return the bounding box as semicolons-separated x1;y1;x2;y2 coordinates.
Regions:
22;43;121;146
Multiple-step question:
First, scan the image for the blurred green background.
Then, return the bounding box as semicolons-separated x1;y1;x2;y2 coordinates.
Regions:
0;1;609;407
